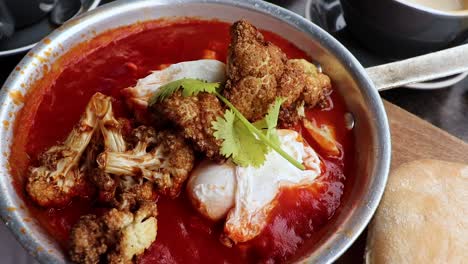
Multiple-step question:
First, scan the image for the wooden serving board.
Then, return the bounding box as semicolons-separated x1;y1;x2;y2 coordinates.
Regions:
337;100;468;263
384;100;468;168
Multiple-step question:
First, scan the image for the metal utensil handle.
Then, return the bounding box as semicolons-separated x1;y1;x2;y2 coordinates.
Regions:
366;44;468;91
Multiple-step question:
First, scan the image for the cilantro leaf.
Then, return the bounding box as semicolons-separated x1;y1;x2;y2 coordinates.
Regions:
264;97;284;129
214;93;305;170
149;78;220;105
212;110;238;157
146;76;304;170
212;110;268;167
253;97;284;146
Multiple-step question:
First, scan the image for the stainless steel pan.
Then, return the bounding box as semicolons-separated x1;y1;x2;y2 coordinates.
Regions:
0;0;464;263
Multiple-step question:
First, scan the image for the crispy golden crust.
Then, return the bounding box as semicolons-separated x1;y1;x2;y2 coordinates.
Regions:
25;93;128;208
278;104;301;128
69;202;158;264
224;20;287;121
154;130;195;198
152;91;224;160
69;214;108;264
224;21;333;126
97;125;195;199
28;142;96;206
115;181;155;211
26;168;92;208
305;73;331;105
277;59;331;127
91;168;118;204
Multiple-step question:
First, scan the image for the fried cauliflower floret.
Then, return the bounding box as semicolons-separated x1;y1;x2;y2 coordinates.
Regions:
97;97;128;153
68;214;108;264
115;181;155;211
69;202;158;264
88;97;132;204
223;20;287;121
278;59;331;107
26;93;111;207
91;168;118;203
106;203;158;264
122;60;226;123
91;150;155;210
277;59;331;127
97;125;195;198
224;20;332;126
88;97;156;208
151;91;224;160
92;168;155;211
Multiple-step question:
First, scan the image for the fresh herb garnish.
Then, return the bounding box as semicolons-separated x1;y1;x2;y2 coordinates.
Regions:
149;78;305;170
215;93;304;170
253;97;284;147
212;109;268;167
149;78;221;104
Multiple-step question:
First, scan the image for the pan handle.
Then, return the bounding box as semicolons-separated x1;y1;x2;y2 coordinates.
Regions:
365;44;468;91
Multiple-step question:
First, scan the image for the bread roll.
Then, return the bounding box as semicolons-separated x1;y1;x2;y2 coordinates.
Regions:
366;159;468;264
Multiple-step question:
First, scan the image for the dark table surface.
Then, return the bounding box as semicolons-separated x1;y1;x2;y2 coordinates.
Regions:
0;0;466;263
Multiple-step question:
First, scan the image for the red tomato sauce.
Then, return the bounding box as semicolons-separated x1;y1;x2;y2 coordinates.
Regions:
10;20;354;263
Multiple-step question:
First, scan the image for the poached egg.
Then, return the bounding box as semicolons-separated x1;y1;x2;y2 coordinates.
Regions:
187;129;322;243
123;59;226;109
126;61;323;243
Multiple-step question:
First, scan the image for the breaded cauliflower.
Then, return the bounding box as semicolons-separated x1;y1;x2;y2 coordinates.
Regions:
115;181;155;211
151;91;224;160
122;60;226;124
84;97;157;208
277;59;331;127
69;202;158;264
97;125;195;198
223;20;332;125
223;20;287;121
278;59;331;107
26;93;110;207
87;97;130;205
97;95;128;153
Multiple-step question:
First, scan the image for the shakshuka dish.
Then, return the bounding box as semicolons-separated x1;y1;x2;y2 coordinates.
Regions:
10;19;354;263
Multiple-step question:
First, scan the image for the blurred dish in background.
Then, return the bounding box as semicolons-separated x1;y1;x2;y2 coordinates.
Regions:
0;0;54;33
340;0;468;58
402;0;468;12
305;0;345;33
305;0;468;89
0;0;101;57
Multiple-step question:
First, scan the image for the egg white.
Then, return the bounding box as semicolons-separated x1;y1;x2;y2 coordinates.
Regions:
187;129;322;243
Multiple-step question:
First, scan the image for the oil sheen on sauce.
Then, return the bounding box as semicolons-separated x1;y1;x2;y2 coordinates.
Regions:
10;20;354;263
